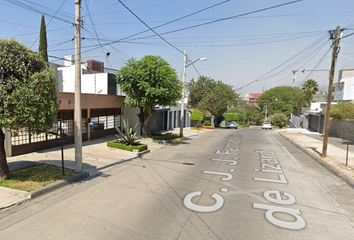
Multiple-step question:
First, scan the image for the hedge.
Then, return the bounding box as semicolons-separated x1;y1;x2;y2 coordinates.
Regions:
107;141;148;152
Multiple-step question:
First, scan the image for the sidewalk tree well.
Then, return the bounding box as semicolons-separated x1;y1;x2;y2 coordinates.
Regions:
0;38;58;180
116;55;182;136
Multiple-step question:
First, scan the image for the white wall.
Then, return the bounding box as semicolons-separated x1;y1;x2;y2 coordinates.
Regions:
123;107;141;136
343;77;354;101
57;65;109;95
81;73;108;94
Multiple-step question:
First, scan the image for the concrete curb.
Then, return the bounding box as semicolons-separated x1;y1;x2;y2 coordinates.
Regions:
29;171;90;199
279;132;354;189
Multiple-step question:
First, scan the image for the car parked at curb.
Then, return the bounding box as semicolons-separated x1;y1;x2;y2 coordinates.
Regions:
262;122;272;130
90;122;104;131
227;122;238;129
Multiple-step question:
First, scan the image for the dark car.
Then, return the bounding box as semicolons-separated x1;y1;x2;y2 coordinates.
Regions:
90;122;104;131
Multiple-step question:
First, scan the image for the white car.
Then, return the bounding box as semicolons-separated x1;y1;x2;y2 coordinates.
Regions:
262;122;272;130
227;122;238;129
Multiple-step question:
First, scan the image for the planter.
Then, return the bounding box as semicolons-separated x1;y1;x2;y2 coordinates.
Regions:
107;140;148;152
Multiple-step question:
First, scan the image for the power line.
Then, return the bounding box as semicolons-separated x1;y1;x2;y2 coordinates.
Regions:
30;0;67;48
235;33;329;91
138;0;304;38
81;0;302;54
117;0;184;54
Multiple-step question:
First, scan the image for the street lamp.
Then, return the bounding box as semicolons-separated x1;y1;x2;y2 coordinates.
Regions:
180;50;207;136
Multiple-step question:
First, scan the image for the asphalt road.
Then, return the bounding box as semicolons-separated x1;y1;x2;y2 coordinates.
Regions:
1;129;354;239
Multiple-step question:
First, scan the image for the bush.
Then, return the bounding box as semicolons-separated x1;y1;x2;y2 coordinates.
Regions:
107;141;148;152
222;112;238;122
331;101;354;119
202;126;216;129
190;109;203;121
202;120;211;126
151;132;181;140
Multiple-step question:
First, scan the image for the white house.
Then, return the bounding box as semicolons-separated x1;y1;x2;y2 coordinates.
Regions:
57;55;188;135
333;69;354;102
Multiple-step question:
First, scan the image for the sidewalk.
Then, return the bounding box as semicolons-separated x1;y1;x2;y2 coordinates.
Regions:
278;128;354;188
0;127;214;210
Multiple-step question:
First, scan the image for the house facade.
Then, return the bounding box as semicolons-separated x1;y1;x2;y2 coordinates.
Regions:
5;56;188;156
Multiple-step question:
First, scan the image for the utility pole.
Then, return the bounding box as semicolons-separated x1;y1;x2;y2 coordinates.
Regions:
180;50;187;137
322;26;342;157
74;0;82;172
292;70;297;87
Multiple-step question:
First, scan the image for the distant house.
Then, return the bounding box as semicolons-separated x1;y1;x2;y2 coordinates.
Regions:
248;93;263;105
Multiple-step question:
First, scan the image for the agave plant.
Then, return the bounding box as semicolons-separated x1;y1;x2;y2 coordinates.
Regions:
115;119;140;145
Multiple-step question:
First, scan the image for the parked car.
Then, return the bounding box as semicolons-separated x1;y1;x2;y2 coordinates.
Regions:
90;122;104;131
227;122;238;129
262;122;272;130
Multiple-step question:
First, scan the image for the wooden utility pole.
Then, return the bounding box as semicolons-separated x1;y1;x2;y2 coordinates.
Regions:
74;0;82;172
322;26;342;157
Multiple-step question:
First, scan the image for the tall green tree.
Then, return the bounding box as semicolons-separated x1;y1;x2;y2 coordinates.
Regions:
0;38;58;180
39;15;48;64
258;86;306;116
116;55;182;136
188;76;238;124
302;79;319;105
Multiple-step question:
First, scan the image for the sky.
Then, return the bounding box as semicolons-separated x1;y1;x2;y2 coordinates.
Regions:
1;0;354;94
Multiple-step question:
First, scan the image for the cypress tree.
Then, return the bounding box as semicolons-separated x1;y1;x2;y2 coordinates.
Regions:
39;15;48;64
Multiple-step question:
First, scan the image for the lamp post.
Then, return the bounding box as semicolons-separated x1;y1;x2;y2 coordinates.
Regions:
180;50;207;136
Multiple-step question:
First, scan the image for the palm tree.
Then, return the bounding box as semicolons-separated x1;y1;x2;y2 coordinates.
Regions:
302;79;319;105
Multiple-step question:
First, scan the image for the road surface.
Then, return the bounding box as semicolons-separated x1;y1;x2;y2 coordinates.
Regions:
0;128;354;239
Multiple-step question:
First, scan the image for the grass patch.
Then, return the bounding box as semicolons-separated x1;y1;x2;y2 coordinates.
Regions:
0;164;76;192
151;132;181;140
107;140;148;152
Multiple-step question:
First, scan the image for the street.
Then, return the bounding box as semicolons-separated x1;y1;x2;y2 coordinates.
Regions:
1;129;354;239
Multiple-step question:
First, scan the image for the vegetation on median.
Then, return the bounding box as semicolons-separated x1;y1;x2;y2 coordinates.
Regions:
0;164;75;192
107;141;148;152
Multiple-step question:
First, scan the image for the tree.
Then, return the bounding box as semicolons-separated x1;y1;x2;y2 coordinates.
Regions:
190;109;203;127
331;101;354;119
39;15;48;64
269;112;288;128
302;79;319;105
222;112;238;122
116;55;182;136
0;38;58;180
258;86;306;116
188;76;238;124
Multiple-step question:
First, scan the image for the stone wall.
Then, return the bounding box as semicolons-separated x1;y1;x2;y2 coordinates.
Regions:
330;119;354;141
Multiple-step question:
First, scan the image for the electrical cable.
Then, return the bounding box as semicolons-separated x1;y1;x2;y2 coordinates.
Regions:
30;0;67;48
116;0;184;54
235;33;329;91
81;0;301;54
